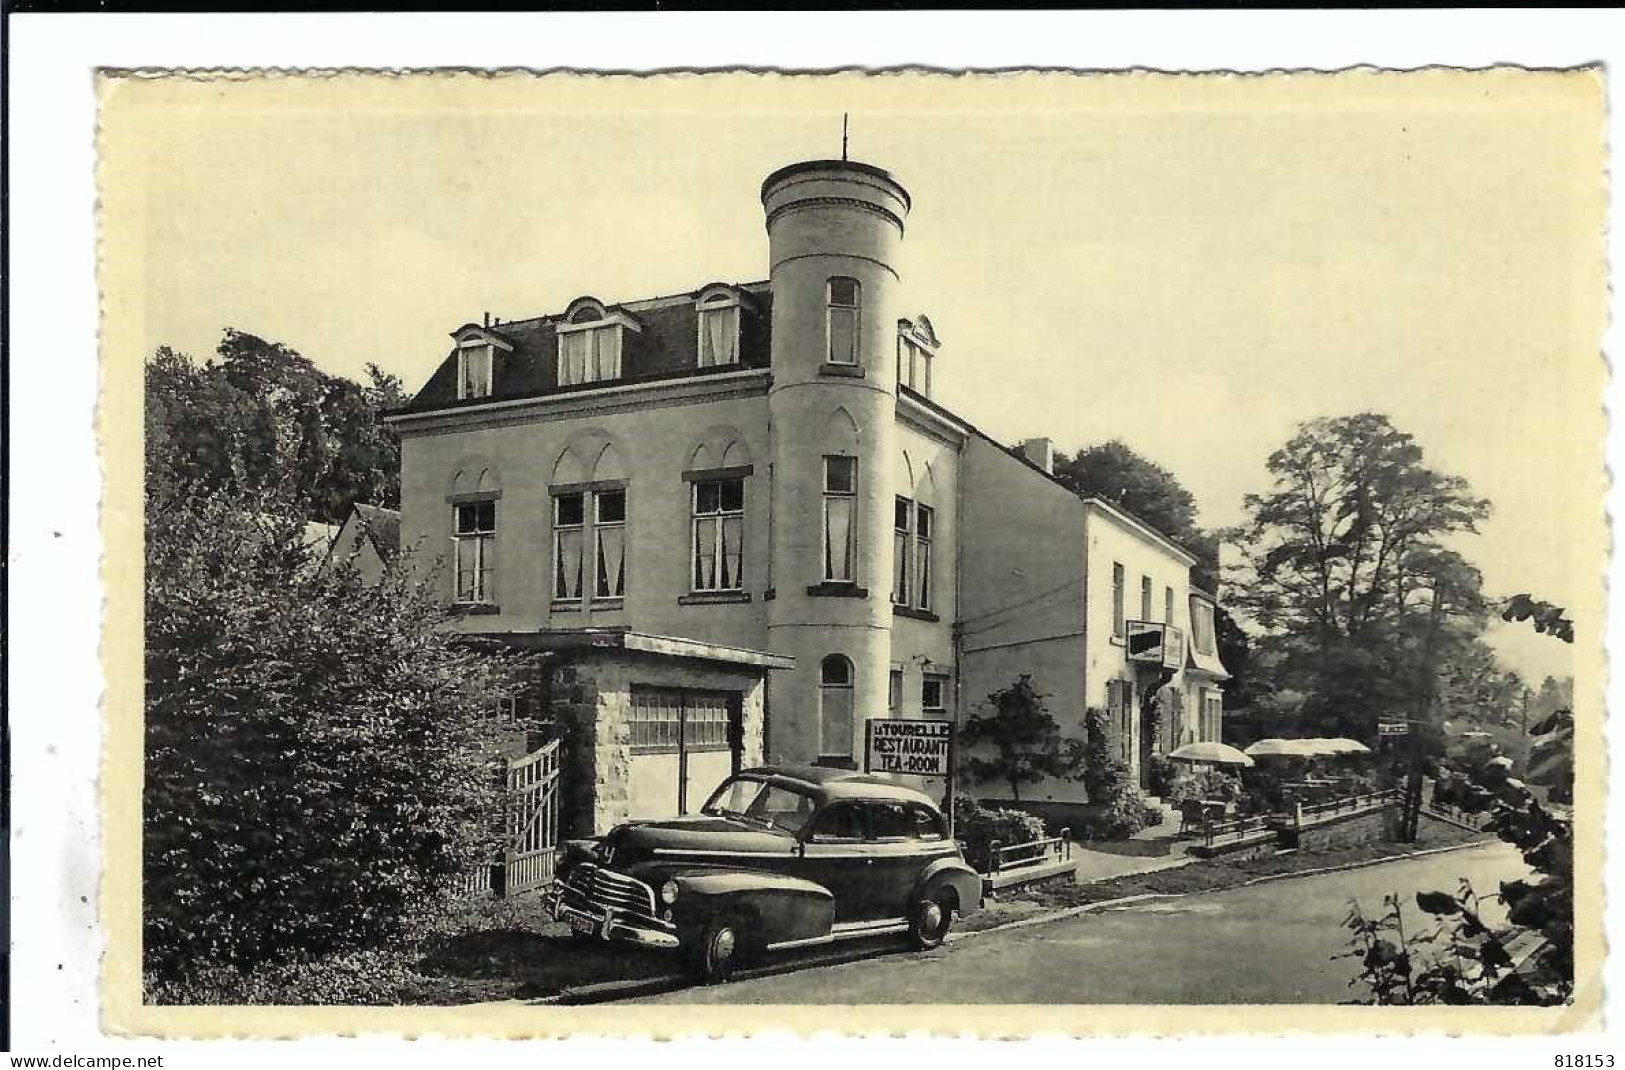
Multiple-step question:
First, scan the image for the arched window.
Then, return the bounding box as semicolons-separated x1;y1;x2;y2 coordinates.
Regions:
458;341;493;400
449;463;501;606
697;290;741;368
818;655;855;764
826;278;860;365
557;299;633;386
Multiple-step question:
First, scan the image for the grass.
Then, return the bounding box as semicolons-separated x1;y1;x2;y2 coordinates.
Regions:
154;825;1494;1004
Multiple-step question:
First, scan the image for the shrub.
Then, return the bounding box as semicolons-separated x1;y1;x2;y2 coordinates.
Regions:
960;675;1087;802
1167;768;1241;806
952;795;1047;873
143;476;525;983
1147;755;1179;797
1085;782;1149;839
1076;707;1147;839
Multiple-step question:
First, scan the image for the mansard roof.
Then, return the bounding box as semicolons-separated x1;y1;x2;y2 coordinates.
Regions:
401;281;773;413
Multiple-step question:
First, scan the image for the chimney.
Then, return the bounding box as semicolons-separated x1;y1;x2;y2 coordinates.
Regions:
483;311;491;328
1020;437;1054;475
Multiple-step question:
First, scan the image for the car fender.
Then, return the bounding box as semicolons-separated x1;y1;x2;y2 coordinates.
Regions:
912;856;983;917
649;867;836;947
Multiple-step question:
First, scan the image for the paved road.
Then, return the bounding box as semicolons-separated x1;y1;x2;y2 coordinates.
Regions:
633;842;1529;1005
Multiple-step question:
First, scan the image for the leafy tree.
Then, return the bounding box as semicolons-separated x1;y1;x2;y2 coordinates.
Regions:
145;330;404;524
143;465;521;984
1052;440;1199;541
1215;606;1256;710
1435;637;1525;730
1052;439;1217;587
959;675;1087;802
1341;597;1576;1005
1226;414;1492;739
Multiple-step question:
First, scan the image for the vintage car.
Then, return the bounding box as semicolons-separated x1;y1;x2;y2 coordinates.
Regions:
543;764;982;982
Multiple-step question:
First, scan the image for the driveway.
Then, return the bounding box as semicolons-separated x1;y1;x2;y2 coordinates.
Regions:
629;841;1530;1004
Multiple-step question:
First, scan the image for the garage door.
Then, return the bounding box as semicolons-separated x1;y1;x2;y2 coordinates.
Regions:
628;688;741;819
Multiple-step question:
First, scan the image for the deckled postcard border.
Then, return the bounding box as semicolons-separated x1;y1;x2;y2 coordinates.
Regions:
96;67;1608;1037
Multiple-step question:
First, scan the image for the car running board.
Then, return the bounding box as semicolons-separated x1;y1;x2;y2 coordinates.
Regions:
766;917;910;951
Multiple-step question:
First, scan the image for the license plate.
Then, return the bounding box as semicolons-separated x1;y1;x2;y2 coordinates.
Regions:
568;913;597;936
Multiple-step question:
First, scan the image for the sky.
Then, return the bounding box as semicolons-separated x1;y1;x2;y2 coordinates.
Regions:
115;70;1605;686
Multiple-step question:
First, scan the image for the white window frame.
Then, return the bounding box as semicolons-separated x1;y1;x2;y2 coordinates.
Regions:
892;495;913;606
457;342;493;400
552;491;586;603
826;277;861;366
452;499;496;604
593;488;627;601
822;455;858;583
696;291;742;368
691;476;745;592
921;674;948;714
895;323;938;396
1191;597;1218;655
556;304;640;387
915;503;934;611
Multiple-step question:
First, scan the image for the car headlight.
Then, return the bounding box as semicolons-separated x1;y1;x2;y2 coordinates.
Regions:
660;879;680;905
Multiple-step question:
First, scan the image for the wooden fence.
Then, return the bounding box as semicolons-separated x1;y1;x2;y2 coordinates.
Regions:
503;739;563;895
452;739;563;899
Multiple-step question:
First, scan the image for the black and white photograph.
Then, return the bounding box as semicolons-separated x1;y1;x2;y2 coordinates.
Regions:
8;19;1615;1050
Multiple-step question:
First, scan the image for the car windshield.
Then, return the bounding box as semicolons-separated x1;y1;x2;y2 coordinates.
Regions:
701;776;817;836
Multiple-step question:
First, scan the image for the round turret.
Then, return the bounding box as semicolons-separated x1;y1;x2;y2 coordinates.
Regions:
761;160;911;766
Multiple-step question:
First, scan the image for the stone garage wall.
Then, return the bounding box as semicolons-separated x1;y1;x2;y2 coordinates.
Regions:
550;651;767;837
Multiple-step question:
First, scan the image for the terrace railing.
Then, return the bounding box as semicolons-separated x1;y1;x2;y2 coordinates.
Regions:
1201;813;1274;849
986;828;1072;876
1293;788;1401;827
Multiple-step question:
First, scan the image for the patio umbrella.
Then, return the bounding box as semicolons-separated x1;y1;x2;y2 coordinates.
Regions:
1168;741;1254;767
1244;738;1316;758
1325;737;1372;754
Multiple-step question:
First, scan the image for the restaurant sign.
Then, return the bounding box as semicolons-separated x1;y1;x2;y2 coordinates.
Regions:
865;718;953;777
1378;721;1410;737
1127;621;1184;670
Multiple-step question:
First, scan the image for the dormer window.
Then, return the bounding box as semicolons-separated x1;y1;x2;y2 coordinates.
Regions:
827;278;861;365
557;298;640;387
697;290;741;368
896;316;939;398
458;342;493;400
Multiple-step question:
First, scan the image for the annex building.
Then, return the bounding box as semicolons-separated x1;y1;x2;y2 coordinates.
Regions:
387;157;1229;835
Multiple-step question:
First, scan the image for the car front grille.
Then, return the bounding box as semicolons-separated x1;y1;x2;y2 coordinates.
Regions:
560;863;660;922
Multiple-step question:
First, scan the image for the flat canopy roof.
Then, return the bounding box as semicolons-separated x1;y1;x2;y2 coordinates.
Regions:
473;628;796;670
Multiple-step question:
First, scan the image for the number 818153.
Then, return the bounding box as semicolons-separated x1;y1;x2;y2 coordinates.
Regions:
1556;1057;1614;1068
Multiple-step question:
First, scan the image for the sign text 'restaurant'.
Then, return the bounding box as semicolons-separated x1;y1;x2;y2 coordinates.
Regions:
865;718;952;777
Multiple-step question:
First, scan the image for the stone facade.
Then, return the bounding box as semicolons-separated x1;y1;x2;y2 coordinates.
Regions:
548;651;766;837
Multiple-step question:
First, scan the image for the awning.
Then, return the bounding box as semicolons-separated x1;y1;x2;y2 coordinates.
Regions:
1185;640;1230;680
469;628;796;670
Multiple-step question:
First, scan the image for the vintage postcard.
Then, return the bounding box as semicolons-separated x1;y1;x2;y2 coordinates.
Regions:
96;68;1607;1037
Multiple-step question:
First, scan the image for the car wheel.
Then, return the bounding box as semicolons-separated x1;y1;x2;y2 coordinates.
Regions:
691;913;745;984
908;888;954;951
